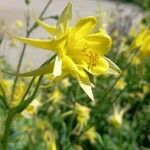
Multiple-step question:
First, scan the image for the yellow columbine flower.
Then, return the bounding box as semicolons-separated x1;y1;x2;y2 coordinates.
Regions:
108;104;129;128
132;27;150;58
8;2;120;101
74;102;91;132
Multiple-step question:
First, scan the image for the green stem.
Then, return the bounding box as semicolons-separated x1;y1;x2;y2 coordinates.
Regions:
1;110;15;150
19;76;36;104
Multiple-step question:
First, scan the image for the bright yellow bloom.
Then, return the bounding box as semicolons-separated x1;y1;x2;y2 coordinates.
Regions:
108;104;129;128
8;2;120;100
132;27;150;58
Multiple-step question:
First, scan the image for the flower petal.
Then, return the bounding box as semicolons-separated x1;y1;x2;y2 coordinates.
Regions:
53;56;62;77
56;2;72;35
80;56;109;76
62;55;79;73
79;82;94;101
7;32;66;53
36;18;56;35
104;57;121;75
73;16;97;39
85;32;112;55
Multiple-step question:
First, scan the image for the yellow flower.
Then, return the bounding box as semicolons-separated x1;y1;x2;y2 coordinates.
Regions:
81;127;97;144
8;2;120;101
132;27;150;58
108;104;129;128
21;97;41;118
74;102;91;131
48;89;64;104
115;79;126;90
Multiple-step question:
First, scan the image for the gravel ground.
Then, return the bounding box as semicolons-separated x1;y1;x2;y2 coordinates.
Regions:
0;0;143;70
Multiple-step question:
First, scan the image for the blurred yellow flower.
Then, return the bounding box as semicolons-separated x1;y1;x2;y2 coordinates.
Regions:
8;2;120;101
11;81;26;107
48;89;64;104
0;79;12;97
81;126;97;144
21;97;41;118
74;102;91;132
115;79;126;90
143;84;149;94
108;104;129;128
132;27;150;58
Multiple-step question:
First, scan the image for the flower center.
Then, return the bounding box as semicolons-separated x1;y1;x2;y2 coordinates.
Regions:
85;50;99;70
67;41;99;70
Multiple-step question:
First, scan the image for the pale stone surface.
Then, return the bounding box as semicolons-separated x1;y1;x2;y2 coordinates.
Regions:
0;0;143;70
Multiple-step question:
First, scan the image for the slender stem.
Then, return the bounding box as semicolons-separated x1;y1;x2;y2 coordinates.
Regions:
19;77;36;104
1;110;15;150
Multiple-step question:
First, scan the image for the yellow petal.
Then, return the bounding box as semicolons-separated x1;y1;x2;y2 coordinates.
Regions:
53;56;62;77
72;16;97;39
7;32;66;53
85;32;112;55
141;35;150;57
132;28;150;49
104;57;121;75
19;63;53;77
70;67;92;86
36;18;56;35
79;82;94;101
62;55;79;73
89;57;109;76
56;2;72;35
